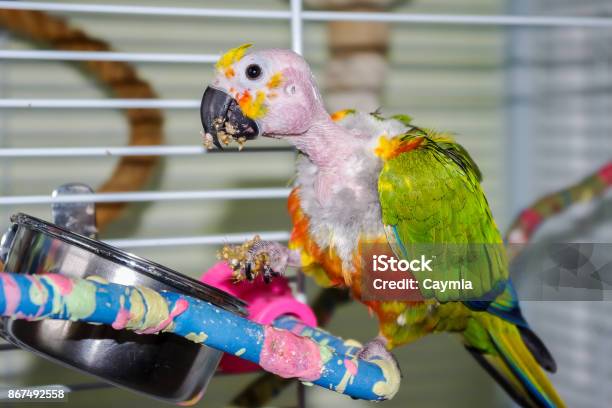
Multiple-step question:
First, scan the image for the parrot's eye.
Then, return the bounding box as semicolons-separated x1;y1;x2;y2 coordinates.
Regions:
245;64;262;80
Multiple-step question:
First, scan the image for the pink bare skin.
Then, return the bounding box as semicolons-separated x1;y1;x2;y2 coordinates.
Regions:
211;49;373;280
244;117;366;282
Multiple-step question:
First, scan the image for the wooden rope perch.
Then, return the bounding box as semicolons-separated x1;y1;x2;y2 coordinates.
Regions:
0;9;164;231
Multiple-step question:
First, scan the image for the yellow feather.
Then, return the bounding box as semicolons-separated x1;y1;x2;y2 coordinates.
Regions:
239;90;267;119
266;72;283;89
374;136;401;160
330;109;355;122
486;317;567;408
216;43;252;71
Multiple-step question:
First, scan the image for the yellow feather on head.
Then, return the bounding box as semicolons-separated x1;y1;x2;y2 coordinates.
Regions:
237;90;267;119
266;72;284;89
216;43;252;73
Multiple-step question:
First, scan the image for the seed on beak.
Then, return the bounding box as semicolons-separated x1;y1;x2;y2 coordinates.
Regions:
218;130;231;146
237;137;246;151
208;116;246;149
201;86;260;150
202;131;215;150
213;117;225;131
225;121;237;135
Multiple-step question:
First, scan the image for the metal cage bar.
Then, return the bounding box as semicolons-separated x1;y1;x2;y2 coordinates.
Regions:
0;50;220;63
0;188;291;205
1;2;612;27
0;99;198;108
106;231;290;249
0;145;293;157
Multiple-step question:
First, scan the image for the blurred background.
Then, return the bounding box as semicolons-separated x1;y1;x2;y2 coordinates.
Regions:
0;0;611;407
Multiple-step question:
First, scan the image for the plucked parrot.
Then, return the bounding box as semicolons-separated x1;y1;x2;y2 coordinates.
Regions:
200;44;566;407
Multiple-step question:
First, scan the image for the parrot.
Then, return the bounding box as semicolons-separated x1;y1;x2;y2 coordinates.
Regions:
200;44;566;407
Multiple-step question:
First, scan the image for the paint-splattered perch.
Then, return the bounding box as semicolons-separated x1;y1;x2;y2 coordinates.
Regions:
0;272;400;401
273;315;363;359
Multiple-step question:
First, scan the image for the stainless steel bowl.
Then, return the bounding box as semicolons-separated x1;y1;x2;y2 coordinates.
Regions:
0;213;247;403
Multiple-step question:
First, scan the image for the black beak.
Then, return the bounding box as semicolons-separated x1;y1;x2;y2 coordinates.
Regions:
200;86;260;149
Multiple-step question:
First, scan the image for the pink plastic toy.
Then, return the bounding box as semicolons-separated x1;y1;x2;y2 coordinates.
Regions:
200;262;317;373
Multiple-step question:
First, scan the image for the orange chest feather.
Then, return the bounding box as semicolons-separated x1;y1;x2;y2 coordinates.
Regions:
288;189;346;285
287;189;430;348
287;189;386;298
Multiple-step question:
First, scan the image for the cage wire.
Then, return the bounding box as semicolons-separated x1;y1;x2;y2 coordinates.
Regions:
507;1;612;408
0;1;611;407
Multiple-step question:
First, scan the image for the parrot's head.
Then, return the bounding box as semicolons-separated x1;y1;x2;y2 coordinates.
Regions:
201;44;325;149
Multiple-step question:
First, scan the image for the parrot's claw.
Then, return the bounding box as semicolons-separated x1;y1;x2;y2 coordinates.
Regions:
262;264;280;283
244;260;254;281
218;237;294;283
243;239;288;282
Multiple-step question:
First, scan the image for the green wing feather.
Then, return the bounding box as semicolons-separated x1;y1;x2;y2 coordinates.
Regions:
377;128;565;407
378;129;506;302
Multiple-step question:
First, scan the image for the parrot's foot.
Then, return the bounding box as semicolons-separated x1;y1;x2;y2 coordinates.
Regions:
357;336;402;382
218;236;300;283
